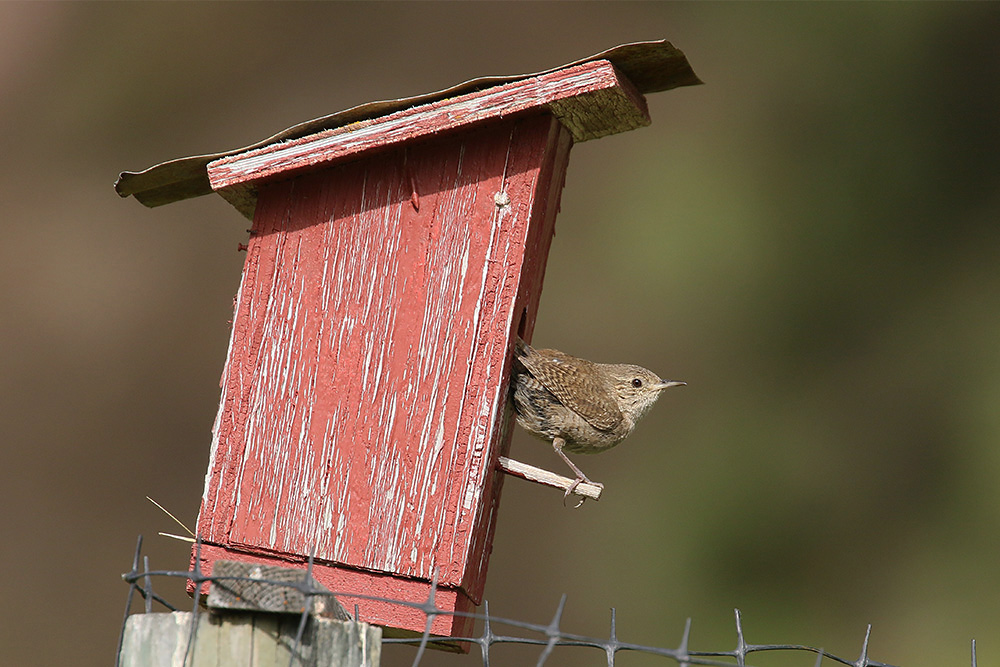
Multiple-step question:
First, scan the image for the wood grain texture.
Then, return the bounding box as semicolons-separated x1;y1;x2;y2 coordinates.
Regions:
196;113;572;635
206;560;350;620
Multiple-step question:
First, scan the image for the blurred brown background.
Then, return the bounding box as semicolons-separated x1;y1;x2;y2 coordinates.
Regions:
2;3;999;665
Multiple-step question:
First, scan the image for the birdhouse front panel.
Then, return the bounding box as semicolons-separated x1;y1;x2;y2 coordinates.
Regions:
196;113;572;620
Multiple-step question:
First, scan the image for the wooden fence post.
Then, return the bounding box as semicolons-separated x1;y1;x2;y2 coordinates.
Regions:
118;561;381;667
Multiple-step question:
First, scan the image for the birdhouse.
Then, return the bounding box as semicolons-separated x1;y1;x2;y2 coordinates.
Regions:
116;40;699;641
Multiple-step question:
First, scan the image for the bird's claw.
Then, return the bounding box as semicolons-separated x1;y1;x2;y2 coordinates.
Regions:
562;477;604;508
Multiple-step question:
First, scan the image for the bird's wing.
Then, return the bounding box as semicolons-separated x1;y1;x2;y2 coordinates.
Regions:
518;345;623;431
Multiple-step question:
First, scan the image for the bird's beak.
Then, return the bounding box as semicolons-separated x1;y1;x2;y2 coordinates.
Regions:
656;380;686;390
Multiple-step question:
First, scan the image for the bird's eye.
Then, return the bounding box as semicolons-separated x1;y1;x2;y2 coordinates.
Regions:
631;378;643;388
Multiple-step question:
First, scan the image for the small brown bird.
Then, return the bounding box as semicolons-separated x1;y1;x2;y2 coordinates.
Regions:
512;338;685;503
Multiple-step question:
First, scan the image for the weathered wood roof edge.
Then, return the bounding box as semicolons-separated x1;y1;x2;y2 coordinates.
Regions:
114;39;701;209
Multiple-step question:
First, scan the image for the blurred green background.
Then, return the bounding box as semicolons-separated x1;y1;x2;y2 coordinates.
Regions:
2;3;998;665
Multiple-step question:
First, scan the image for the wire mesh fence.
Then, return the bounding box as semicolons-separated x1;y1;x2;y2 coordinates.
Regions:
118;535;976;667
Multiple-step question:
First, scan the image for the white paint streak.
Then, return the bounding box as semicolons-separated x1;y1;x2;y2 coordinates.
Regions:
202;261;250;537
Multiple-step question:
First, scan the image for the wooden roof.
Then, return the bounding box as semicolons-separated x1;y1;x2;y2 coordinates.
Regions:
114;40;700;209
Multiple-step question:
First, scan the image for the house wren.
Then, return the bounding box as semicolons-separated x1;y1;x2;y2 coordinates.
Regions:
511;338;685;503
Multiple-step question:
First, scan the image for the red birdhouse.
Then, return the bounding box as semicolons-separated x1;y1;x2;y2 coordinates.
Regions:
116;41;699;640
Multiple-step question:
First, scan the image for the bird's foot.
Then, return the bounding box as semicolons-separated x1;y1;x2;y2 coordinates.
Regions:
563;477;604;508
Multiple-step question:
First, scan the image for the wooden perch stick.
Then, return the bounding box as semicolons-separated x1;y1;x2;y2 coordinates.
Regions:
498;457;603;501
